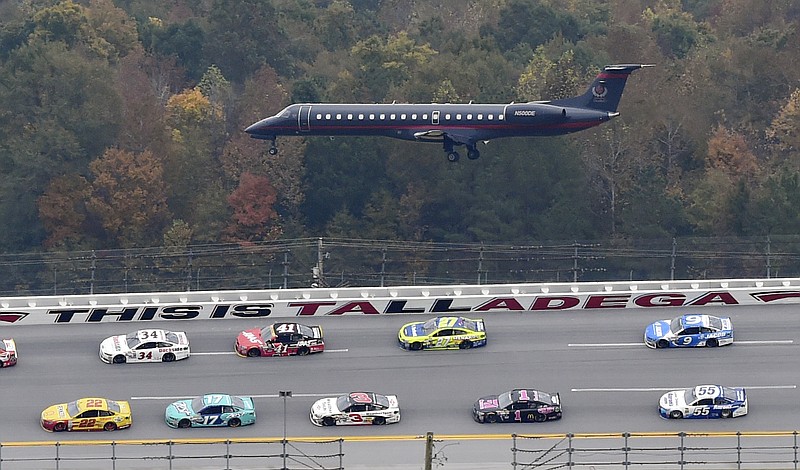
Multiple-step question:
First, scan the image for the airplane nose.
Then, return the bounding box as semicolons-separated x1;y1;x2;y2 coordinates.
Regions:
245;118;271;135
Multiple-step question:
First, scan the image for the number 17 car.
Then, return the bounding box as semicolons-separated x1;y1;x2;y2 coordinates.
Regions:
659;385;748;419
644;314;733;348
165;393;256;428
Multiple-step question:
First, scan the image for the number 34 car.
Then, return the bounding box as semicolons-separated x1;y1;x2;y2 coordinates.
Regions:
165;393;256;428
41;397;132;432
644;314;733;348
100;329;190;364
398;316;486;351
310;392;400;426
473;389;562;423
659;385;748;419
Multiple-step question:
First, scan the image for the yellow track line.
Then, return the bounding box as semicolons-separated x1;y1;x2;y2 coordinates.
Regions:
3;431;799;447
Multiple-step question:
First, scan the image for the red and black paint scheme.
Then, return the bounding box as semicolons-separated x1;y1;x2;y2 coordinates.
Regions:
246;64;651;162
473;388;562;423
235;322;324;357
0;338;17;368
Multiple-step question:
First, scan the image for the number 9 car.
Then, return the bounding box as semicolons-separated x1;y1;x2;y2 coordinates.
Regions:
398;316;486;351
659;385;747;419
644;314;733;348
41;397;132;432
99;329;190;364
165;393;256;428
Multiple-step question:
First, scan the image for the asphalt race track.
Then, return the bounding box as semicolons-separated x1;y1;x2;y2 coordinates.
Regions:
1;304;799;468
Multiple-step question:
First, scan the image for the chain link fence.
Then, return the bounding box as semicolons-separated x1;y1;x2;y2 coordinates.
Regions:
3;236;800;296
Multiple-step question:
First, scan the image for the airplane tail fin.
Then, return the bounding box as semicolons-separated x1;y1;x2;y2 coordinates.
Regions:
550;64;653;113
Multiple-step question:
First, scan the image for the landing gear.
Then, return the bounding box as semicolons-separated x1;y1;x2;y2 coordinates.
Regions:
447;151;460;162
268;140;278;155
443;138;479;162
467;145;480;160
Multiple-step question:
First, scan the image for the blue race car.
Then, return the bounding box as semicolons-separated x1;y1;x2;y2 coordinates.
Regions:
165;394;256;428
659;385;748;419
644;314;733;349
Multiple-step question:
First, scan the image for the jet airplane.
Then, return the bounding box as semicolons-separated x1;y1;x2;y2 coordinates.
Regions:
245;64;651;162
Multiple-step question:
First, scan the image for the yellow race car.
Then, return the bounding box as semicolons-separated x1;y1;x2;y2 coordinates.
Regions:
41;397;132;432
398;316;487;351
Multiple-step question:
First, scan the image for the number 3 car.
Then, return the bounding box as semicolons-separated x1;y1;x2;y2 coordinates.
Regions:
398;316;486;351
473;389;562;423
644;314;733;348
0;338;17;368
41;397;132;432
235;322;324;357
165;393;256;428
659;385;748;419
99;329;190;364
310;392;400;426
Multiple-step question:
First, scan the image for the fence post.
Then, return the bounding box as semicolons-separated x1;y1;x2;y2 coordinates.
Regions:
339;438;344;470
623;432;629;469
112;441;116;470
226;439;231;469
679;432;685;470
794;431;798;470
567;433;573;467
511;434;517;469
737;431;742;469
169;440;173;470
55;441;60;470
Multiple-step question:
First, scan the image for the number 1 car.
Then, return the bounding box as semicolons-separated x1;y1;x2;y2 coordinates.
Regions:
473;389;562;423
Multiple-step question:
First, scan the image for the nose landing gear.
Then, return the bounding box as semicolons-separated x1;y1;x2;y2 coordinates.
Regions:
268;140;278;155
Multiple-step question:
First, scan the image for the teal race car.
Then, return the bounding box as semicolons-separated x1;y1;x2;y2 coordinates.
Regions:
165;394;256;428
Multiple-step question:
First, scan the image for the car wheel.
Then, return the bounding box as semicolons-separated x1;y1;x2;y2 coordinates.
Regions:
322;417;335;427
178;419;192;429
297;347;310;356
534;414;547;423
247;348;261;357
656;340;669;349
721;409;732;418
53;422;67;432
459;340;473;350
162;353;175;362
669;410;683;419
485;414;498;423
228;418;241;427
706;338;719;348
372;416;386;425
104;422;117;431
113;355;126;364
409;342;423;351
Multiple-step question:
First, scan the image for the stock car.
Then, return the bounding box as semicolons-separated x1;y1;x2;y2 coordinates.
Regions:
310;392;400;426
235;322;324;357
473;389;562;423
644;314;733;348
41;397;132;432
398;316;486;351
165;393;256;429
99;329;190;364
659;385;748;419
0;338;17;368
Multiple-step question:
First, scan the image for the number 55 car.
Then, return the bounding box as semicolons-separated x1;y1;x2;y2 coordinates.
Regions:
100;329;190;364
644;314;733;348
41;398;132;432
659;385;747;419
398;316;486;351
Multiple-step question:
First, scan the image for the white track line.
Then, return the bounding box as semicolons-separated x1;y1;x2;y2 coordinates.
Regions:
131;393;346;401
568;340;793;347
571;385;797;392
192;348;349;356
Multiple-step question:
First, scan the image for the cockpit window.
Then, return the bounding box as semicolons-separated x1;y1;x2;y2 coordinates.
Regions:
280;108;291;118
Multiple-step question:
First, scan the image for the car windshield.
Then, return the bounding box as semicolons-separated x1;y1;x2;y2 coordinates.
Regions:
67;401;80;417
669;317;682;333
683;389;695;403
497;392;514;410
421;318;439;334
125;332;141;349
336;395;351;412
191;397;205;412
165;331;180;343
106;400;121;413
708;317;723;330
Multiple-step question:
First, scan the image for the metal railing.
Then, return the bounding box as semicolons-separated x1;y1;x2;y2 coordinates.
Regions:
4;235;800;297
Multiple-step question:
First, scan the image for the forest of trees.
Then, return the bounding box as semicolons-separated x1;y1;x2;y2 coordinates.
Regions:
2;0;800;260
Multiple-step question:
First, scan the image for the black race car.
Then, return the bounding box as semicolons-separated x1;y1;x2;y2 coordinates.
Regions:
473;389;562;423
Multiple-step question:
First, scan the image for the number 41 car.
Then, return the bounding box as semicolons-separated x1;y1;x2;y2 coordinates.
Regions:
235;322;324;358
644;314;733;348
41;397;132;432
398;316;486;351
659;385;748;419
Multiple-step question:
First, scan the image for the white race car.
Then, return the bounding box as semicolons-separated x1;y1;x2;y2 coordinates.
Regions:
659;385;748;419
310;392;400;426
100;329;190;364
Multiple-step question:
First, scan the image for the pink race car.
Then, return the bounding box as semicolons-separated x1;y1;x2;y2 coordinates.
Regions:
1;339;17;368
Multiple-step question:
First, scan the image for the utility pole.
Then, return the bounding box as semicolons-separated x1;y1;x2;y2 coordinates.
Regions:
424;432;433;470
280;390;292;470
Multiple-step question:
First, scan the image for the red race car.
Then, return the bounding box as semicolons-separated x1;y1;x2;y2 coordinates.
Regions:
1;339;17;368
235;322;324;358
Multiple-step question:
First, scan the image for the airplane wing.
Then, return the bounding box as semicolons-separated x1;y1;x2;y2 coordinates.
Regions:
413;130;479;145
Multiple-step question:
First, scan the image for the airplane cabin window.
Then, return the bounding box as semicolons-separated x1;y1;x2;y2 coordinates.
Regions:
445;114;451;120
348;114;353;120
498;114;504;120
422;114;428;119
412;114;418;119
401;114;406;119
316;114;322;120
477;114;483;120
456;114;462;120
336;114;342;119
369;114;375;120
359;114;364;120
467;114;473;119
390;114;396;119
488;115;493;120
380;114;385;120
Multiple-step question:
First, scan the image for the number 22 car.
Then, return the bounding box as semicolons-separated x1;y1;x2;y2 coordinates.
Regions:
644;314;733;348
473;389;562;423
310;392;400;426
165;393;256;428
41;397;132;432
398;316;486;351
99;329;190;364
659;385;748;419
